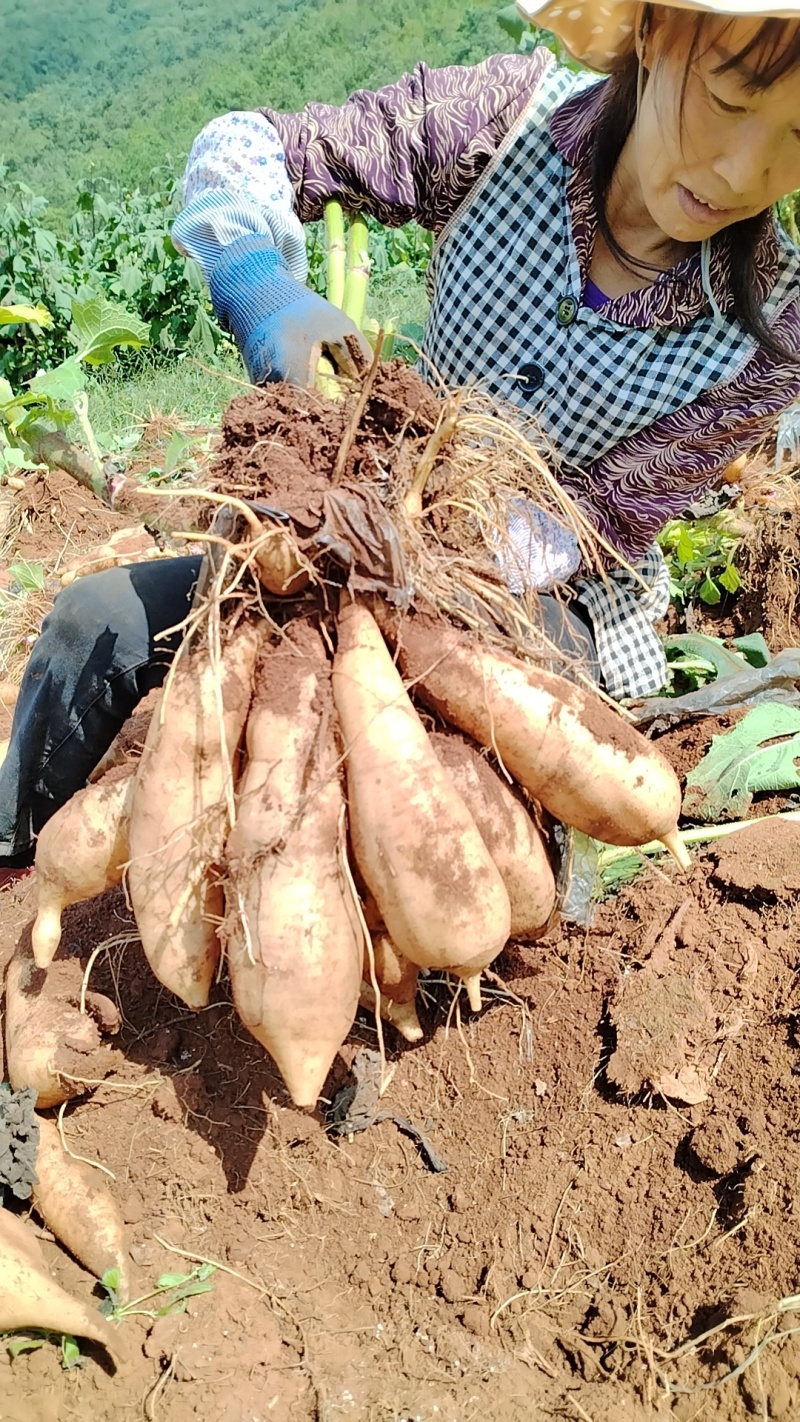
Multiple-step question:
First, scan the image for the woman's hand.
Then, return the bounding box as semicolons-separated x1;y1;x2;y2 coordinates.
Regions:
209;234;371;387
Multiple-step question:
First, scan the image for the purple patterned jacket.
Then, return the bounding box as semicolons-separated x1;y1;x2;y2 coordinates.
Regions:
260;51;800;561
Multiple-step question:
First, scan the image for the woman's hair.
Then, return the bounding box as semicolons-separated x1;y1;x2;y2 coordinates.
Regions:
589;9;800;361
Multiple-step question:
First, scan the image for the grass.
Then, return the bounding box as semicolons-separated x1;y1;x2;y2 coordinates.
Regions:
86;350;249;456
365;267;430;336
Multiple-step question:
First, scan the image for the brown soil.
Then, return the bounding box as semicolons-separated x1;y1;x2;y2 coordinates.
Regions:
723;506;800;652
2;818;800;1421
212;364;440;537
651;712;747;788
5;394;800;1421
7;468;133;568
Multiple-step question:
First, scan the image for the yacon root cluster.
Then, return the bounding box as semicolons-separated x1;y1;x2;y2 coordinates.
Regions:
25;598;687;1110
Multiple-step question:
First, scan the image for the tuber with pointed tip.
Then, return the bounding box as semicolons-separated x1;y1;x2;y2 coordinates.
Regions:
332;599;510;1010
31;1115;133;1302
376;607;686;861
224;621;362;1108
361;932;424;1043
5;935;120;1108
0;1206;125;1360
128;619;260;1009
429;730;556;939
32;770;135;970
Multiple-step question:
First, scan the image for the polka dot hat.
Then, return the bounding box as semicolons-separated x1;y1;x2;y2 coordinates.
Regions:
516;0;800;70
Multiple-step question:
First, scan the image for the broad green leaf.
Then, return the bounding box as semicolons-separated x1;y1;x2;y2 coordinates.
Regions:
10;559;46;591
698;575;722;605
730;633;770;668
6;1335;46;1358
155;1271;191;1290
60;1335;84;1370
29;357;85;403
683;704;800;821
0;303;53;328
69;295;149;366
718;562;741;594
101;1267;121;1296
163;429;193;475
0;377;14;405
675;524;694;566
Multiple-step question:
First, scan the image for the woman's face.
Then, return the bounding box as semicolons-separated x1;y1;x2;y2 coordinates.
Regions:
634;16;800;242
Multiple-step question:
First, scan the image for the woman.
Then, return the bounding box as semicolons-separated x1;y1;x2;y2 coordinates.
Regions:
1;0;798;878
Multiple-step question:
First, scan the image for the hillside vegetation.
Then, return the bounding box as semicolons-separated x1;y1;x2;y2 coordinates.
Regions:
2;0;513;218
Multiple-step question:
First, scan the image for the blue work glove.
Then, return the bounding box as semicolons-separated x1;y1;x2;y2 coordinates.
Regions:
208;233;370;387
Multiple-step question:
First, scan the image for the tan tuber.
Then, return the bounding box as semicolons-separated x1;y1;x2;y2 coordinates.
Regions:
127;619;260;1008
378;609;689;865
224;621;362;1107
32;770;135;970
332;600;511;1009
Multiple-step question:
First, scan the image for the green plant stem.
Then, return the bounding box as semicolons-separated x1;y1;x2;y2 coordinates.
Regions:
26;424;111;502
72;391;103;474
600;807;800;872
324;201;346;310
342;212;370;329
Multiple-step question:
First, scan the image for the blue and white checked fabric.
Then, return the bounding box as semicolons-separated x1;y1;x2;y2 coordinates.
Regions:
422;63;795;475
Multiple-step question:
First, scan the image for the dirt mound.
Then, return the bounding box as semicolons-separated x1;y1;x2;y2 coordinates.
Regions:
3;817;800;1420
213;364;441;534
5;467;133;567
734;507;800;650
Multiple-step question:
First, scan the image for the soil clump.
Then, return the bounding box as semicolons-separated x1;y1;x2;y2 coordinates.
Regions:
3;816;800;1420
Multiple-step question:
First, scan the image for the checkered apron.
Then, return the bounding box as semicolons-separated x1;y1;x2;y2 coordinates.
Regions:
421;63;795;697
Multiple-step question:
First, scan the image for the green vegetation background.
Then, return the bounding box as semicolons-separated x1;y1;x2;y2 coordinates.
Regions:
2;0;514;222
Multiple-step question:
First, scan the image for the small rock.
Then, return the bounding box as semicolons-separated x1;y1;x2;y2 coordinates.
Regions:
395;1201;421;1222
143;1313;188;1361
350;1259;372;1285
151;1081;182;1123
129;1240;155;1268
691;1116;749;1176
439;1269;465;1304
392;1258;414;1286
121;1190;145;1226
460;1304;489;1336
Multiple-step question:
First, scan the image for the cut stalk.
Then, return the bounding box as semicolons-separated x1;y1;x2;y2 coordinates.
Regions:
342;212;370;329
324;200;346;310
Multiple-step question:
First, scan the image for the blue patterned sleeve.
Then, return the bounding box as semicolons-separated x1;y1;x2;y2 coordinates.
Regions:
171;111;308;283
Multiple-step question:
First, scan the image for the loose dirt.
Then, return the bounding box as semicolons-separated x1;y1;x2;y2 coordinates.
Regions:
3;814;800;1422
4;409;800;1421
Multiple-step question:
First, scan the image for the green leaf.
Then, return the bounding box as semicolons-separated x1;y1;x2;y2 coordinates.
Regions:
730;633;770;668
60;1335;84;1370
683;704;800;821
0;303;54;328
6;1335;46;1358
163;429;192;475
10;558;46;591
155;1272;192;1290
698;575;722;605
171;1279;215;1301
0;378;15;405
718;562;741;594
676;524;695;567
29;357;85;403
69;295;149;366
